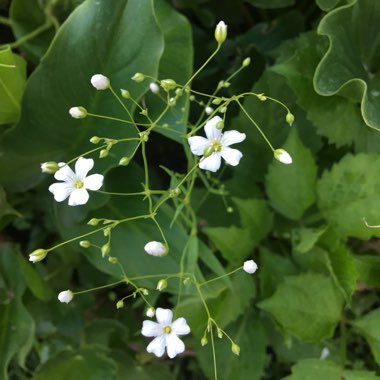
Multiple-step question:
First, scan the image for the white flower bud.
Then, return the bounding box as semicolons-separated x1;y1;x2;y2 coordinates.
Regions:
205;106;214;115
156;279;167;291
149;82;160;94
29;249;48;263
144;241;168;257
69;106;87;119
215;21;227;44
243;259;258;274
79;240;91;248
274;149;292;165
91;74;110;90
146;307;155;318
58;290;73;304
40;161;59;174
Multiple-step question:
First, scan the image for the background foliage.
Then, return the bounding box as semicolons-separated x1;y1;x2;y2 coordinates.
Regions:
1;0;380;379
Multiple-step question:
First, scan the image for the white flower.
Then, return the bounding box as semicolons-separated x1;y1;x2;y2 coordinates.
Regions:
243;259;258;274
90;74;110;90
149;82;160;94
69;106;87;119
215;21;227;44
188;116;246;172
58;290;73;303
48;157;104;206
141;308;190;358
144;241;168;257
274;148;292;165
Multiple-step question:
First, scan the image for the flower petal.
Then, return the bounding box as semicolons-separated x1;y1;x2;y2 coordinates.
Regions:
48;183;72;202
204;116;222;141
68;188;89;206
171;317;191;336
84;174;104;191
166;334;185;359
147;335;166;357
221;130;246;146
54;164;75;182
199;153;222;172
188;136;209;156
155;308;173;326
75;157;94;180
141;320;162;337
221;147;243;166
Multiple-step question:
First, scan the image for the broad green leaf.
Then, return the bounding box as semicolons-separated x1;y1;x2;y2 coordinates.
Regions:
0;47;26;124
354;255;380;287
197;310;267;380
245;0;295;9
233;197;273;244
259;273;344;342
292;226;327;254
317;153;380;239
0;0;164;191
281;359;342;380
316;0;354;11
315;0;380;130
265;128;317;220
33;348;118;380
352;308;380;365
343;370;380;380
84;319;129;348
273;32;368;148
0;243;35;379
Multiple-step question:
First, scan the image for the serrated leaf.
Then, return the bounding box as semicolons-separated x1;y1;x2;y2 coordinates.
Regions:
259;273;343;342
352;308;380;365
265;128;317;220
315;0;380;130
317;153;380;239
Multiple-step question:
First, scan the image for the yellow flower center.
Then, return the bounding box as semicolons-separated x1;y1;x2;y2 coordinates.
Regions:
74;180;84;189
163;326;172;334
211;139;222;152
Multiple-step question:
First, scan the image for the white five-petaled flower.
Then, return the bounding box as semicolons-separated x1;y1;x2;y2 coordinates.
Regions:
141;308;190;358
243;259;258;274
91;74;110;90
188;116;246;172
48;157;104;206
58;290;74;303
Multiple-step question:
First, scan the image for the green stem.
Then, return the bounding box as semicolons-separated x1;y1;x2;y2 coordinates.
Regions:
74;279;126;295
199;267;241;287
0;16;11;26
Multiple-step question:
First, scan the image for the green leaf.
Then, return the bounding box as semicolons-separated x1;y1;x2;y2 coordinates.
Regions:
352;308;380;365
259;273;344;342
0;186;21;229
316;0;354;11
315;0;380;130
0;243;35;379
245;0;296;9
281;359;342;380
0;0;164;190
265;128;317;220
343;370;380;380
292;226;327;254
317;153;380;239
354;255;380;287
0;47;26;124
33;348;118;380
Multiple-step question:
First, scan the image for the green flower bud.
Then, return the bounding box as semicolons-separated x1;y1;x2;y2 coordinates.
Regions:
79;240;91;248
215;21;227;44
131;73;145;82
168;97;176;107
203;146;214;158
139;131;149;142
212;98;222;105
257;93;267;101
121;89;130;98
160;79;177;91
242;57;251;67
219;106;227;113
231;343;240;356
175;88;183;96
101;244;110;257
169;188;181;198
88;218;100;226
90;136;101;144
40;161;59;174
141;288;149;295
286;112;295;126
116;300;124;309
108;256;118;264
201;336;208;346
216;120;224;130
119;156;130;166
99;149;109;158
217;328;223;338
156;279;167;291
29;249;48;263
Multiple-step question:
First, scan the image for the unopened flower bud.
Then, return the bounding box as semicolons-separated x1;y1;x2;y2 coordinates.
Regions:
286;112;295;126
91;74;110;90
140;108;148;116
169;188;181;198
175;88;183;96
90;136;101;144
119;156;130;166
168;97;176;107
227;206;234;213
242;57;251;67
99;149;109;158
58;290;73;304
274;149;292;165
212;98;222;105
146;307;155;318
216;120;224;130
189;95;195;101
121;89;130;98
205;106;214;115
231;343;240;356
201;336;208;346
141;288;149;295
131;73;145;82
215;21;227;44
203;146;214;158
108;256;118;264
257;94;267;101
160;79;177;91
243;259;258;274
144;241;168;257
149;82;160;94
220;106;227;113
116;300;124;309
156;279;167;291
40;161;59;174
69;106;87;119
29;249;48;263
217;328;223;338
88;218;100;226
101;244;110;257
79;240;91;248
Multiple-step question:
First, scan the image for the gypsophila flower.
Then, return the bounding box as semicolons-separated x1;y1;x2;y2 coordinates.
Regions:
91;74;110;90
144;241;168;257
188;116;246;172
274;149;292;165
141;308;190;358
48;157;104;206
243;260;258;274
69;106;87;119
149;82;160;94
58;290;73;303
